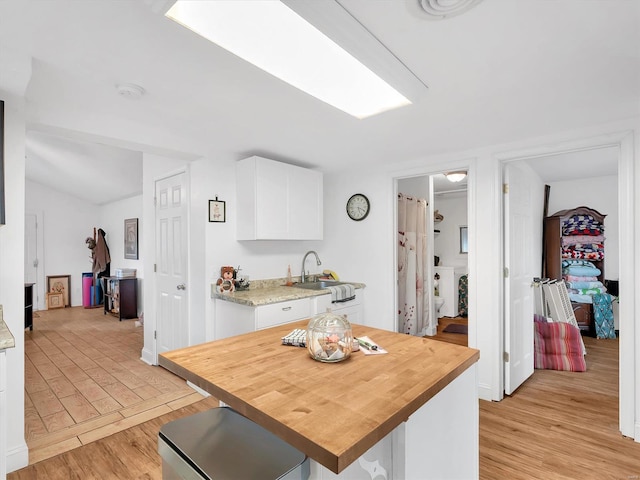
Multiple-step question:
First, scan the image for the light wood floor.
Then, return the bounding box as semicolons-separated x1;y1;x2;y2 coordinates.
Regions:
22;307;208;465
11;313;640;479
431;315;468;346
480;335;640;479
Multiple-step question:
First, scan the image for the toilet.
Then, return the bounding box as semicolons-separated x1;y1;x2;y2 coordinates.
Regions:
434;296;445;316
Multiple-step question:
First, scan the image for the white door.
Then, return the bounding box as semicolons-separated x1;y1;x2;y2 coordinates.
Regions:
503;162;535;395
25;213;41;309
155;171;189;356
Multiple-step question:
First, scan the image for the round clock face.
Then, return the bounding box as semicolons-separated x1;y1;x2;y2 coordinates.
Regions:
346;194;370;221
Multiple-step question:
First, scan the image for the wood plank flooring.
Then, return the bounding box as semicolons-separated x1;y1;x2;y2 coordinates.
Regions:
431;315;468;346
22;307;208;465
9;396;220;480
11;312;640;479
481;335;640;479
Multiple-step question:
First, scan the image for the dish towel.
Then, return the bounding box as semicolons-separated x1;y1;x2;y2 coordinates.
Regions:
327;284;355;303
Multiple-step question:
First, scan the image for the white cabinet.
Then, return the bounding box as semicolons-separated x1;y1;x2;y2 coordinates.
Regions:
214;297;313;340
254;299;311;330
0;350;6;479
236;156;323;240
313;289;363;324
434;266;465;318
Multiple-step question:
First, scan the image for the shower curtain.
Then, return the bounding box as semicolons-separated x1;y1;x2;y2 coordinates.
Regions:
398;193;432;335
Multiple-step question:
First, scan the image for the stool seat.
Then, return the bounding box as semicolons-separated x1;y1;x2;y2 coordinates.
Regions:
158;407;309;480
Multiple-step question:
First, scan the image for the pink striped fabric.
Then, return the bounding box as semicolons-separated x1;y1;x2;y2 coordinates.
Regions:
534;320;586;372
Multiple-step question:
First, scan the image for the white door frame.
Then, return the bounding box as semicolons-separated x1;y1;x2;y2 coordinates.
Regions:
151;166;190;365
24;211;45;310
496;130;636;439
392;159;477;346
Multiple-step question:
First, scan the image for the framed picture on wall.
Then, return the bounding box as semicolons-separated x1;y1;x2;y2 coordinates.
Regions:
124;218;139;259
46;274;71;307
209;199;226;223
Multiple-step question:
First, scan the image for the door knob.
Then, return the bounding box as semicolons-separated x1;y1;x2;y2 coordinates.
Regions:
177;284;186;290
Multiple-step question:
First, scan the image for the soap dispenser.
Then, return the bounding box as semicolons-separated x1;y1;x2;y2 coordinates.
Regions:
286;265;293;286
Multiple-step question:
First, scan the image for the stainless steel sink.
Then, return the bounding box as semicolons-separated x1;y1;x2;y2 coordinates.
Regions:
292;281;350;290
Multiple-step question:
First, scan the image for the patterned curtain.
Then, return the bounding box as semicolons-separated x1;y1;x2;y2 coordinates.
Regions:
398;193;432;335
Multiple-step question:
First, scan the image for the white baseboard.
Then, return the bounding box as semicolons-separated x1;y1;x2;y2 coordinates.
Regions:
140;347;155;366
140;348;158;365
477;383;494;402
6;442;28;474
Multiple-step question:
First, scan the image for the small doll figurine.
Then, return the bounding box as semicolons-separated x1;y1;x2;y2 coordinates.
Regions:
216;266;236;294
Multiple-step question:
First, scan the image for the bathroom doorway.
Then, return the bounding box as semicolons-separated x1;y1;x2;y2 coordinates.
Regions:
396;172;468;345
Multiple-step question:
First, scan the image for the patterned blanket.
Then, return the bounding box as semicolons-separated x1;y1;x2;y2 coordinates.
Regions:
562;215;603;236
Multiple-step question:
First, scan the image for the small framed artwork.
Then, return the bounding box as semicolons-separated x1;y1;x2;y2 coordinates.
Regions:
46;292;65;310
209;199;226;223
46;274;71;307
124;218;139;260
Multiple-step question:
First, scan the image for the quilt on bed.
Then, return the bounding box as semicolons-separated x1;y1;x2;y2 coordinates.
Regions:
534;317;586;372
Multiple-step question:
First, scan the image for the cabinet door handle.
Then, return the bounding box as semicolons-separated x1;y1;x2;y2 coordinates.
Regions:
177;284;186;290
282;306;292;311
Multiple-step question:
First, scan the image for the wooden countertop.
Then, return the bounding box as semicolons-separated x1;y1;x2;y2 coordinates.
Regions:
159;321;479;474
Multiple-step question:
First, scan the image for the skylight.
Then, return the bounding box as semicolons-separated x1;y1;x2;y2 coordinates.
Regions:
165;0;411;119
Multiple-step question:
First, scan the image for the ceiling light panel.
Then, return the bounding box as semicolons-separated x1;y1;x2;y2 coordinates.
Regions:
165;0;412;118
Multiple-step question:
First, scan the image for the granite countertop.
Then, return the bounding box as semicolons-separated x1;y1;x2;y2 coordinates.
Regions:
0;306;16;350
212;277;365;307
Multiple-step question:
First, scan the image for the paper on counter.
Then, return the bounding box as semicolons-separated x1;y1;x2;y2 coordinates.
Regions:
357;336;388;355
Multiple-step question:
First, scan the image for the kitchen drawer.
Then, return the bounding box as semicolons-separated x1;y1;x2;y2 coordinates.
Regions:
255;298;311;330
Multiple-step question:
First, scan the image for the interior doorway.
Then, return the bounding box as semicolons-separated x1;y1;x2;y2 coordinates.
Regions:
499;132;634;438
396;171;469;343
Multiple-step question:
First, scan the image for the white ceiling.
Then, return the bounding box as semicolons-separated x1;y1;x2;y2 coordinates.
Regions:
1;0;637;204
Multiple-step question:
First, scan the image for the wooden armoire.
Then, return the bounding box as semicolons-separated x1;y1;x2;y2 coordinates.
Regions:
544;206;606;336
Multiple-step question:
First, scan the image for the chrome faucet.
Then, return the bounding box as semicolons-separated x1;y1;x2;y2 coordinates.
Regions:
301;250;321;283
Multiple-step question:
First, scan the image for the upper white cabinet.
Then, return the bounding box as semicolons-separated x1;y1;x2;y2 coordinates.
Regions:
236;156;323;240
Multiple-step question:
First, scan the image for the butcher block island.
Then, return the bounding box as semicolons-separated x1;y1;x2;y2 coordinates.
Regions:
159;321;480;479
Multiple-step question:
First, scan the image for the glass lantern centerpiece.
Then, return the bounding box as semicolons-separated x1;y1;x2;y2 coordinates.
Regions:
306;309;353;362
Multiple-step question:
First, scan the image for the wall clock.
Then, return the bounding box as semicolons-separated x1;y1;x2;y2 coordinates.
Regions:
346;193;370;221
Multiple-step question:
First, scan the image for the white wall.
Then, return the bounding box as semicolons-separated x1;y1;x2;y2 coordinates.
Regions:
25;180;100;308
433;192;468;269
0;95;28;471
546;175;619;280
25;182;144;310
397;176;430;199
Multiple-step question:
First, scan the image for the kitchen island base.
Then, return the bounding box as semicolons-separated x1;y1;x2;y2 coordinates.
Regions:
306;364;478;479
